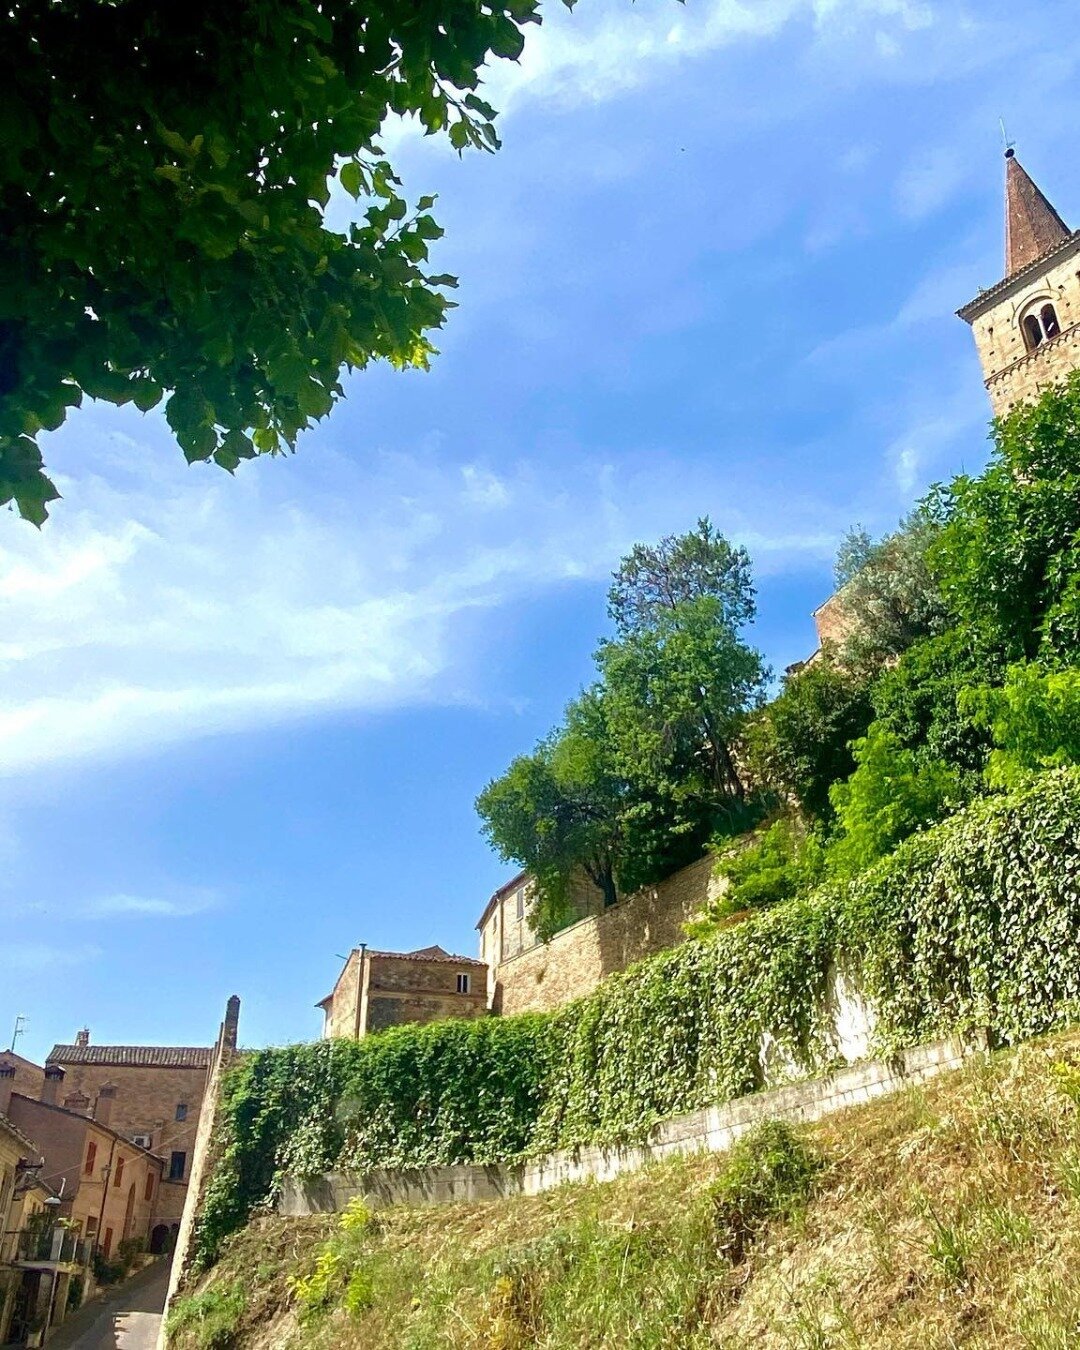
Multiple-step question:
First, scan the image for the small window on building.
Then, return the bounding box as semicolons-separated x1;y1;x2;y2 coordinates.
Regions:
84;1141;97;1177
85;1215;98;1237
102;1227;113;1258
169;1151;186;1182
515;889;524;921
175;1103;188;1122
1023;313;1044;350
1042;303;1061;339
114;1157;126;1188
456;973;471;995
144;1172;155;1202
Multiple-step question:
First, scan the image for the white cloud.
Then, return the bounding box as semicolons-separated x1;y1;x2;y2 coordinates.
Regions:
85;890;218;919
0;411;847;777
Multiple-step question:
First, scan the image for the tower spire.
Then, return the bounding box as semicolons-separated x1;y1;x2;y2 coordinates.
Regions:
1004;147;1070;277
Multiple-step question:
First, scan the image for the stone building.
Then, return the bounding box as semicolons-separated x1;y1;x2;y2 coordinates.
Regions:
43;1010;240;1246
477;854;726;1016
959;149;1080;418
475;870;612;1001
318;946;488;1039
0;1052;45;1104
3;1067;165;1263
0;1097;58;1345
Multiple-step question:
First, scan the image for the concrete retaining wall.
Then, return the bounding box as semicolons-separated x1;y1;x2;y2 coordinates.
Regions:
279;1029;988;1217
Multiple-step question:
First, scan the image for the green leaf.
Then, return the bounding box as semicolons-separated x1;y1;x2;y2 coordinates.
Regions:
340;159;363;200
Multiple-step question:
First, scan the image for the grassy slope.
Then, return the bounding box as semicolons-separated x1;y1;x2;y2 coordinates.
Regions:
169;1028;1080;1350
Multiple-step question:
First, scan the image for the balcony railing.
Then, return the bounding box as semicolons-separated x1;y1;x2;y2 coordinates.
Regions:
4;1225;92;1266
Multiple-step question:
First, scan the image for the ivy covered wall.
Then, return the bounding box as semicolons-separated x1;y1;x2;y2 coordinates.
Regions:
192;768;1080;1270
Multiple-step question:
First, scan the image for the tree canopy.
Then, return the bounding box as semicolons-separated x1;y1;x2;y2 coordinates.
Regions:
0;0;564;522
476;520;766;936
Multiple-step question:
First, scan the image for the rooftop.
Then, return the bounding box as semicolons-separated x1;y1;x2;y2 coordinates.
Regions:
47;1044;213;1070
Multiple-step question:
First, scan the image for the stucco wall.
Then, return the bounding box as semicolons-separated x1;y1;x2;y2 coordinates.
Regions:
494;853;723;1016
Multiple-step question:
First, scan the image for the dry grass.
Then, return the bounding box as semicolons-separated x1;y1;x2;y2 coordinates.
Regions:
169;1028;1080;1349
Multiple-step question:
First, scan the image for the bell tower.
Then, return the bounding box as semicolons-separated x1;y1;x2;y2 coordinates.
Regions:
958;149;1080;418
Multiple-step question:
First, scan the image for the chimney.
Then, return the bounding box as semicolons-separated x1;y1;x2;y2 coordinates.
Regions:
0;1065;14;1117
75;1028;90;1048
94;1083;117;1127
222;995;240;1054
41;1065;64;1106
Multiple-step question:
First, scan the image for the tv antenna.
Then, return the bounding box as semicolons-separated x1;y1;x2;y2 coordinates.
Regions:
1000;118;1016;157
9;1014;27;1053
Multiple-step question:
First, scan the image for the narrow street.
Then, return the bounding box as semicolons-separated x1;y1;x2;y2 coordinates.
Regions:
47;1260;170;1350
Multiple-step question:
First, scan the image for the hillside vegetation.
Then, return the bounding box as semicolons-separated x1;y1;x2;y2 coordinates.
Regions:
192;766;1080;1271
170;1027;1080;1348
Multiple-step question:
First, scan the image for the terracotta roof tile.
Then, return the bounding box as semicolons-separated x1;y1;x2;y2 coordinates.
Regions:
366;948;486;967
1005;151;1070;277
46;1044;212;1069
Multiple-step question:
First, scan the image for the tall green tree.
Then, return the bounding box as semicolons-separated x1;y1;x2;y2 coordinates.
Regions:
0;0;567;522
607;517;754;638
598;595;767;812
930;371;1080;663
476;690;624;938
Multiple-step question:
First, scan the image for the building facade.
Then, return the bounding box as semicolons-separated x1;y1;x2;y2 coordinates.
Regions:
4;1077;165;1263
44;1021;234;1246
959;149;1080;418
318;946;488;1039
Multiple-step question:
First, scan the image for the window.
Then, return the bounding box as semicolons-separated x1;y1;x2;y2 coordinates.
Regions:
169;1151;186;1182
144;1172;155;1203
84;1141;97;1177
85;1216;98;1237
515;889;524;921
175;1103;188;1122
1042;303;1061;339
456;973;471;995
102;1227;113;1258
1024;313;1044;350
114;1156;125;1188
132;1133;151;1149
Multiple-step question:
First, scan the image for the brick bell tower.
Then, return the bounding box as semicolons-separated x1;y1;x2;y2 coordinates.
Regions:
958;148;1080;418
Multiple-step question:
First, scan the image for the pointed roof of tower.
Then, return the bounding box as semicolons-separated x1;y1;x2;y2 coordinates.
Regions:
1005;148;1070;277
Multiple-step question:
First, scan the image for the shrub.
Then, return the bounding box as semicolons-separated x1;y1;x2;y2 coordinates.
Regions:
963;661;1080;789
709;1119;822;1264
290;1199;375;1324
715;818;825;915
165;1285;245;1350
827;725;960;877
742;659;874;822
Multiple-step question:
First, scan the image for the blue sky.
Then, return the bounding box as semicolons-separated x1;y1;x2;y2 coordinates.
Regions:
3;0;1078;1062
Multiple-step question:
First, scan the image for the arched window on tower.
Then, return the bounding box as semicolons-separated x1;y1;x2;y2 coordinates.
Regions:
1041;303;1061;339
1023;313;1044;350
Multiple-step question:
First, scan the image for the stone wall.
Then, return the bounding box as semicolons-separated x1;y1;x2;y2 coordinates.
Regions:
963;237;1080;418
279;1030;987;1216
494;853;722;1016
157;998;239;1350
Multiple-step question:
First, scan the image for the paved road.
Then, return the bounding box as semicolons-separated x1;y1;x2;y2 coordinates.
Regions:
48;1260;171;1350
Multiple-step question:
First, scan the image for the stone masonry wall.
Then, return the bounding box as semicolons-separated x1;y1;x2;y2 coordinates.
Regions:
494;853;723;1016
967;239;1080;418
157;1001;239;1350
